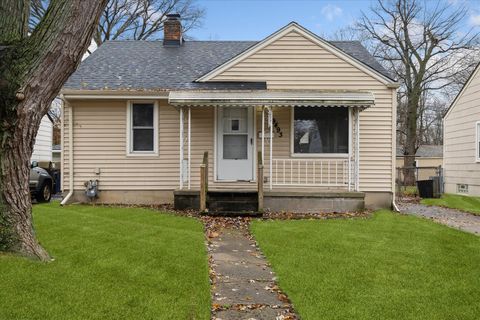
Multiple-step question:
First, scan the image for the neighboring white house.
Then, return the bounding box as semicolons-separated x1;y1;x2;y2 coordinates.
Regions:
31;114;53;163
443;63;480;196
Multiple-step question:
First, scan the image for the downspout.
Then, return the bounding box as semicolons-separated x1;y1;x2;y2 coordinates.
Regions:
61;97;73;205
391;88;400;212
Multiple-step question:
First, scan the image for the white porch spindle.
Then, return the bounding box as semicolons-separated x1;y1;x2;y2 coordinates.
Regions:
187;106;191;190
179;107;184;189
355;108;360;191
268;107;273;190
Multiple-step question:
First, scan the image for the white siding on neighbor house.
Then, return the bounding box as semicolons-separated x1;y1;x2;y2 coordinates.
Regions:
62;29;396;197
209;30;396;193
444;66;480;196
31;115;53;162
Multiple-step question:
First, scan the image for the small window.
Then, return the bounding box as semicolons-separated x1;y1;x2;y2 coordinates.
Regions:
476;122;480;162
231;119;240;131
457;184;469;194
128;102;158;155
293;107;349;154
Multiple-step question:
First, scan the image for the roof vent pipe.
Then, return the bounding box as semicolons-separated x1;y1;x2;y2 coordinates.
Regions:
163;14;183;47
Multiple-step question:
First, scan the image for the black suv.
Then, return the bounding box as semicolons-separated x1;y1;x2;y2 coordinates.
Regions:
29;163;54;202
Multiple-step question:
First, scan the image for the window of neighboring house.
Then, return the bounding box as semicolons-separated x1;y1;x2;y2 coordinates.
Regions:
128;102;158;155
293;107;349;155
457;184;469;194
476;121;480;162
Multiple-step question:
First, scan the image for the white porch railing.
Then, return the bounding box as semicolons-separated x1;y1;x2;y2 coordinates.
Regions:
270;158;354;189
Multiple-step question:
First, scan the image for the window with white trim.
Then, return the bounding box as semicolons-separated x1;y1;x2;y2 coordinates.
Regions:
476;122;480;162
293;107;349;154
128;102;158;155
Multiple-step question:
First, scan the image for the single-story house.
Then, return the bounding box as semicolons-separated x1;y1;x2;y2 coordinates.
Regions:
60;15;399;212
396;145;443;181
443;62;480;196
31;113;53;164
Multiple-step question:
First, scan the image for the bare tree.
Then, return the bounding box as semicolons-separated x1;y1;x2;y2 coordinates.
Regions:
31;0;205;46
0;0;108;260
358;0;478;183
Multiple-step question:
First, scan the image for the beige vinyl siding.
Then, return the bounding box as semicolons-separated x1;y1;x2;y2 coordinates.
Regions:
444;66;480;196
210;30;395;192
63;100;180;191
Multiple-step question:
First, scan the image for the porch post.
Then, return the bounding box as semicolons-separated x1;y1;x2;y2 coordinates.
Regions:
268;107;273;190
179;106;184;189
187;106;191;190
348;108;352;191
355;108;360;191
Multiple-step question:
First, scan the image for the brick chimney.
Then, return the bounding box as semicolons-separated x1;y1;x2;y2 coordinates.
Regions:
163;14;183;46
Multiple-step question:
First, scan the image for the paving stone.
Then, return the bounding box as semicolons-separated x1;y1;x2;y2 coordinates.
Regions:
213;307;286;320
211;251;266;265
213;281;280;305
214;260;274;282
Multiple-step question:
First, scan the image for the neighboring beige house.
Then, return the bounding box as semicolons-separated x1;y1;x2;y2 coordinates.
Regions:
396;145;443;180
444;63;480;196
60;16;398;212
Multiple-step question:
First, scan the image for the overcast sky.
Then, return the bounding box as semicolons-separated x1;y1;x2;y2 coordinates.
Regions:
188;0;480;40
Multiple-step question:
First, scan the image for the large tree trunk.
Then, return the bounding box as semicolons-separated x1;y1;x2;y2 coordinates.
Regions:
0;0;108;260
403;89;420;186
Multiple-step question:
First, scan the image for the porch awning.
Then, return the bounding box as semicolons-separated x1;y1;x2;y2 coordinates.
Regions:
168;90;375;108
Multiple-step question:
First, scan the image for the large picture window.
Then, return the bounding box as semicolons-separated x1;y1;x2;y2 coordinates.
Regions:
128;102;158;155
293;107;349;154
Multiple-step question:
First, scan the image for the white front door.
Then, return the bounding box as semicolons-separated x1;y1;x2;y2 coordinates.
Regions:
217;107;254;181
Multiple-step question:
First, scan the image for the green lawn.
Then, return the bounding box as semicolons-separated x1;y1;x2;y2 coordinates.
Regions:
251;211;480;320
0;203;210;320
421;194;480;215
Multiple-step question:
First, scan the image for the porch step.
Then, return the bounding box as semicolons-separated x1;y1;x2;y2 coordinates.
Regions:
173;190;260;215
204;210;262;217
207;191;259;215
173;189;365;214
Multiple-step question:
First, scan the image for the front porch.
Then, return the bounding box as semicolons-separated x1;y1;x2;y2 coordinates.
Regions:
174;188;365;214
170;90;372;213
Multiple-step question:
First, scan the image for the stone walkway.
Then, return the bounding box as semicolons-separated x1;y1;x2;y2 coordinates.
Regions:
398;202;480;235
208;228;297;320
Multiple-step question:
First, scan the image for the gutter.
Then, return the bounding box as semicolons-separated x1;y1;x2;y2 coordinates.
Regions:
60;96;73;206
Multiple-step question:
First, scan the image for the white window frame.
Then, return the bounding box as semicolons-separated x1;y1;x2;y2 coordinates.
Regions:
126;100;159;156
290;106;350;158
476;121;480;162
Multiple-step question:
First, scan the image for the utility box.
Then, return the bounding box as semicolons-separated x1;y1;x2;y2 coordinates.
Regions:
417;180;434;199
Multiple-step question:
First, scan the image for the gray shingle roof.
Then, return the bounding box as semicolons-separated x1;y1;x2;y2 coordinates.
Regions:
396;145;443;158
64;40;393;91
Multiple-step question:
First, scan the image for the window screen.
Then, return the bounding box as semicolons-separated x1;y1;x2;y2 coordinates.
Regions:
293;107;349;154
223;135;248;159
131;103;154;152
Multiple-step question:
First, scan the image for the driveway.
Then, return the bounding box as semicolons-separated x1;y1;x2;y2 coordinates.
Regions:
398;202;480;235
